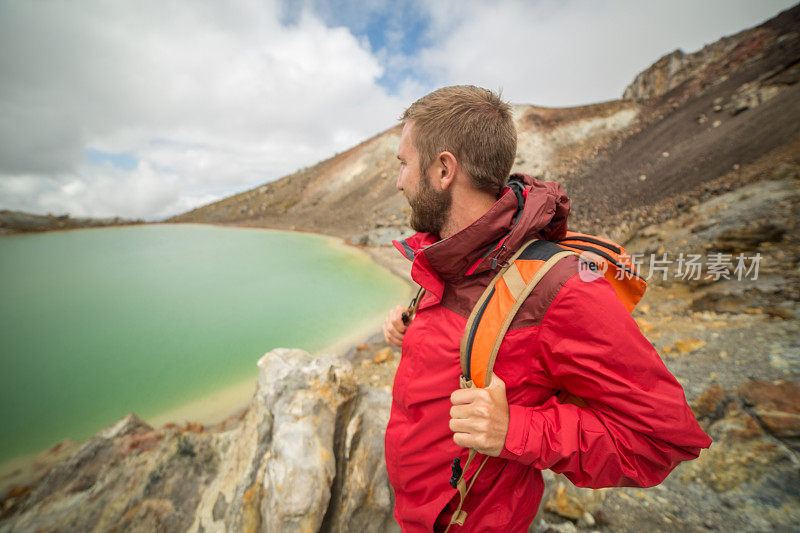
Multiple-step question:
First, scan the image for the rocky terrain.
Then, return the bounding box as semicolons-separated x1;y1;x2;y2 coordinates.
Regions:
533;161;800;532
2;4;800;532
0;210;143;235
2;163;797;530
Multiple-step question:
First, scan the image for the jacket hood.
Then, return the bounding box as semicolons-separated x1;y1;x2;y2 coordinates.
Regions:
393;173;570;300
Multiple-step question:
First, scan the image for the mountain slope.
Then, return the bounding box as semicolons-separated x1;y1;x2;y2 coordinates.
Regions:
169;99;641;240
568;4;800;232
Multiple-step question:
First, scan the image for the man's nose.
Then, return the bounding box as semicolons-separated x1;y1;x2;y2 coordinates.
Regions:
396;172;403;191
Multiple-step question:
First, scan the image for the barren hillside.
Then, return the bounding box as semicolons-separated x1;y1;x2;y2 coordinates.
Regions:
168;97;642;244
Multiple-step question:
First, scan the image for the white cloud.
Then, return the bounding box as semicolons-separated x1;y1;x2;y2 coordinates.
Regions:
0;163;221;220
0;0;413;220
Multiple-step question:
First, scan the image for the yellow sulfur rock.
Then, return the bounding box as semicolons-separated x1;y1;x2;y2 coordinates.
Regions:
674;337;707;354
373;347;394;364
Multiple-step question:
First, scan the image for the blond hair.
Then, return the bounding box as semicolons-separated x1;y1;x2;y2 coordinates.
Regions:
401;85;517;196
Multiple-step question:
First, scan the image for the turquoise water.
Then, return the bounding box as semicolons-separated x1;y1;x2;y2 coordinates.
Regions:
0;224;408;464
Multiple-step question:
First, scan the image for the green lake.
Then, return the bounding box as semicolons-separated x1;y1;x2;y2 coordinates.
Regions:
0;224;409;465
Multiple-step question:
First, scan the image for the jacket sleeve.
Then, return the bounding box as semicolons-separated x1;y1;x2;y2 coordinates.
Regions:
498;274;712;488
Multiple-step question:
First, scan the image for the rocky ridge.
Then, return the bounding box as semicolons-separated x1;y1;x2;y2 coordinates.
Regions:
0;210;143;235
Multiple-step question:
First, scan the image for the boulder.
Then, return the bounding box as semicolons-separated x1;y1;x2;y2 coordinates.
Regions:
738;380;800;443
714;223;787;253
683;380;800;492
200;348;359;532
254;349;358;532
324;387;399;532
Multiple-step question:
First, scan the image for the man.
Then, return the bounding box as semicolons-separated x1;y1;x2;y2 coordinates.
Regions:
382;85;711;532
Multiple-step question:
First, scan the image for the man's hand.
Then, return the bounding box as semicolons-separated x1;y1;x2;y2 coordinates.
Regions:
449;374;509;456
382;304;408;347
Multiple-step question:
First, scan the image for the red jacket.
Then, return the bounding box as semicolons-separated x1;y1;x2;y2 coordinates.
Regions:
384;174;711;532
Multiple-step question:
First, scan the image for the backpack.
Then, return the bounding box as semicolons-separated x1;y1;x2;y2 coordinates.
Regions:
402;231;647;531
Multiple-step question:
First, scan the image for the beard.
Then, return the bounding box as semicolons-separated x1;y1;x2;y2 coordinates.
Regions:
407;172;452;235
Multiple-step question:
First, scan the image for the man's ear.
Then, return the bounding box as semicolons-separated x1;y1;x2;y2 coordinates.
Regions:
436;151;458;191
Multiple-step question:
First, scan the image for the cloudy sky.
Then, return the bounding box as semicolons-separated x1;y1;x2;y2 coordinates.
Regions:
0;0;795;221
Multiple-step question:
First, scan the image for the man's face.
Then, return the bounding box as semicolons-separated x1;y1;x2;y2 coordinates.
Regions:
396;122;452;235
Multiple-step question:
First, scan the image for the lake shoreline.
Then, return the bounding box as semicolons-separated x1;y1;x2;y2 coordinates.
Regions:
135;228;416;430
0;316;401;495
145;308;402;430
0;226;414;494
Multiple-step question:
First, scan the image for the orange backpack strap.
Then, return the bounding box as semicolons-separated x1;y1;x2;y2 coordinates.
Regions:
460;238;579;389
446;239;579;531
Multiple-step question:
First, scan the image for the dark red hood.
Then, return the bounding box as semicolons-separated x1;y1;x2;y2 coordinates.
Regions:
392;174;570;301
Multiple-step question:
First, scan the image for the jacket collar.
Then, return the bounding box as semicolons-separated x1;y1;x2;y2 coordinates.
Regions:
392;174;570;302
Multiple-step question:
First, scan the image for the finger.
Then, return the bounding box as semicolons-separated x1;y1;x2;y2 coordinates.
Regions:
453;432;474;449
384;320;404;341
451;387;491;404
387;325;405;346
388;305;404;322
391;319;408;334
450;388;480;405
449;404;472;419
383;323;402;346
387;332;403;347
384;326;403;347
449;417;479;434
485;373;508;406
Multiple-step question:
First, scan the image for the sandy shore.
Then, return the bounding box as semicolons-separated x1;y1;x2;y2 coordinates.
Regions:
146;305;408;429
361;244;414;285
